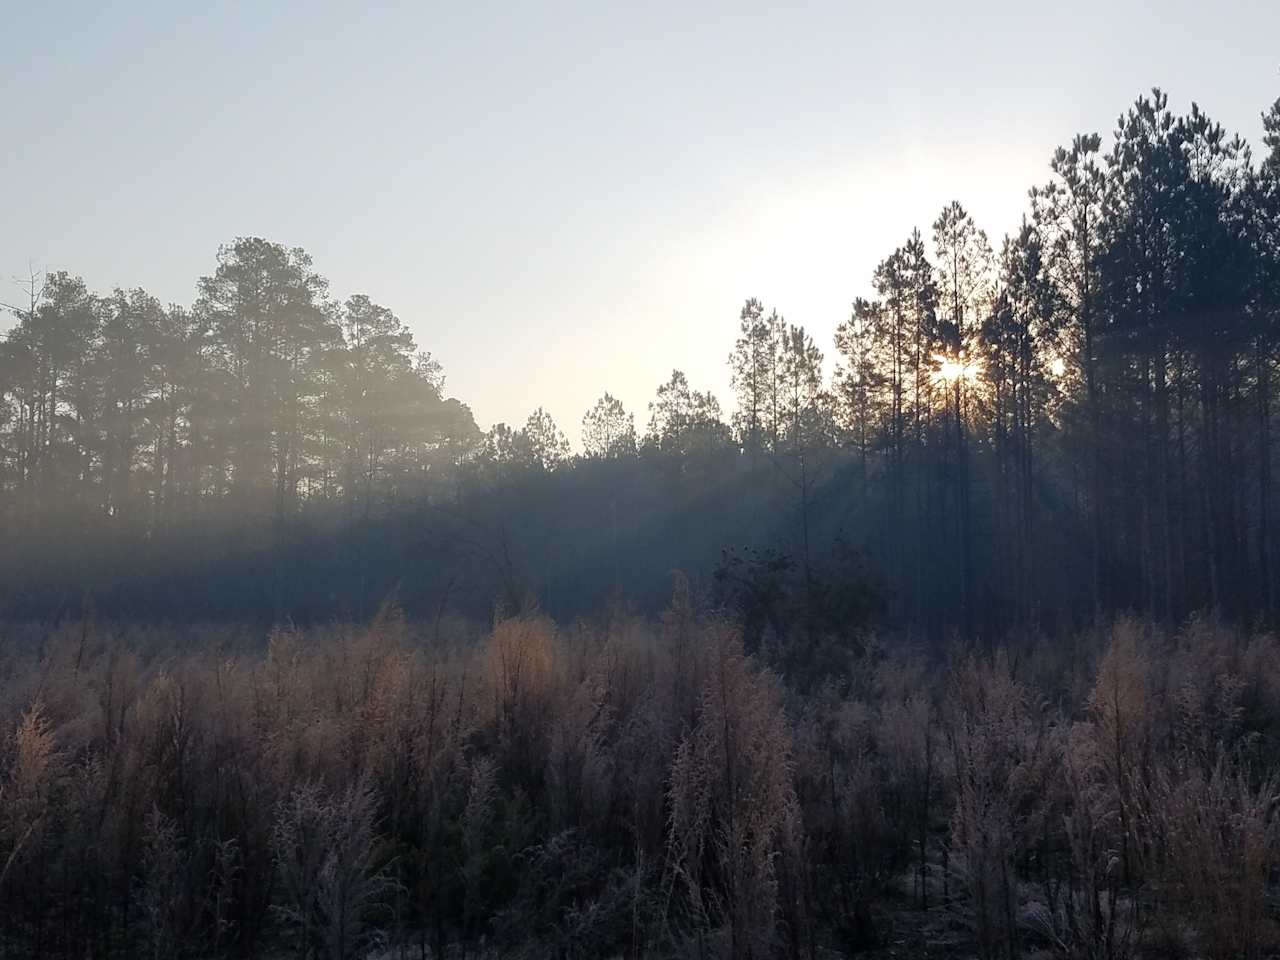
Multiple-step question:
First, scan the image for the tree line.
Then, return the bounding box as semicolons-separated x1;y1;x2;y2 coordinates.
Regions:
0;239;479;535
3;87;1280;636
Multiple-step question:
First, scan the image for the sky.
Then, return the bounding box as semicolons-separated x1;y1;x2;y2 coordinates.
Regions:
3;1;1278;443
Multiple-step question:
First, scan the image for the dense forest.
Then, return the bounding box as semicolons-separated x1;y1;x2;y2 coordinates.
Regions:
2;88;1279;635
3;86;1280;959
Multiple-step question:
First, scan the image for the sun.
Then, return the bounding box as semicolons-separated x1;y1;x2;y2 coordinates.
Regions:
930;352;981;387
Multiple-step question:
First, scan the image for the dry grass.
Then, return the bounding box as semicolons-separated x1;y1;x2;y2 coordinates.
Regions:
1;607;1279;958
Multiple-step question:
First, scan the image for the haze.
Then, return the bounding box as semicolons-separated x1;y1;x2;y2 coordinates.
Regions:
3;0;1277;436
8;5;1280;956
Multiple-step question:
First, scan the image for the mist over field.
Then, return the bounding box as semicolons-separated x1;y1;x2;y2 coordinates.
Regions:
4;4;1280;958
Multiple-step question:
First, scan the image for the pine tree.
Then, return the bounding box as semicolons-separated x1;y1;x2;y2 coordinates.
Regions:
581;393;636;459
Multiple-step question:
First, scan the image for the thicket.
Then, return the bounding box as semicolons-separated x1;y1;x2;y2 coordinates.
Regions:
2;598;1278;959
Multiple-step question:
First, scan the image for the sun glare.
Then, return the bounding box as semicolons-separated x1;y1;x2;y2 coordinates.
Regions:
930;353;981;387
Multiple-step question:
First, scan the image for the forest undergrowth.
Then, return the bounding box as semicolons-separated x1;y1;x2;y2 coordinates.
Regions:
2;592;1279;960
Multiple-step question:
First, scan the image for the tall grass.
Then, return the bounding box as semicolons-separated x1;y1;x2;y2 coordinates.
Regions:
0;606;1278;958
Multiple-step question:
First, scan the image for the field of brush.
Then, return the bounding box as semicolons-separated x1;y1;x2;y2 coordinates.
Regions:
2;604;1279;959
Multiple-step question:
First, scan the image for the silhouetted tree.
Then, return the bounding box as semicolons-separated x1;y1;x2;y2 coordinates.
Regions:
580;392;636;459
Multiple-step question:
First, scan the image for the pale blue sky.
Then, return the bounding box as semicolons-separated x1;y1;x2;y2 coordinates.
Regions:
3;1;1278;440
